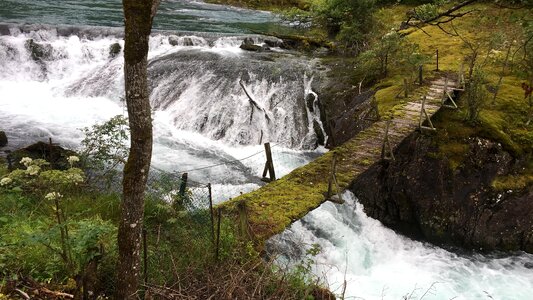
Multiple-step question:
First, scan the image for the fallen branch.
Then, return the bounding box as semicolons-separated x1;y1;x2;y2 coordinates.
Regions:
239;80;272;123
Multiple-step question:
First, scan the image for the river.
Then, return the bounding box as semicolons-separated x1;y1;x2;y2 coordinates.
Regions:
0;1;531;299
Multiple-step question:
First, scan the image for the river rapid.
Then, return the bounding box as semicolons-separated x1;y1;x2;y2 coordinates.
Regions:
0;1;531;299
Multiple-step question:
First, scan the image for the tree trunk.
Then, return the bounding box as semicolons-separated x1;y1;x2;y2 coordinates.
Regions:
116;0;159;299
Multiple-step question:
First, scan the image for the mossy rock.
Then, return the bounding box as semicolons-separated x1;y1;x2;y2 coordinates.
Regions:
109;43;122;58
7;141;78;171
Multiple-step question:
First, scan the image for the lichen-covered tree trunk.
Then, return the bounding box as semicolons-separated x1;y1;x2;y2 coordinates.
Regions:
116;0;159;299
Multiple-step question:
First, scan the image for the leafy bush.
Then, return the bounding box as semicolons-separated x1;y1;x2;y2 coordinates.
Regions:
312;0;377;49
464;68;488;123
80;115;129;186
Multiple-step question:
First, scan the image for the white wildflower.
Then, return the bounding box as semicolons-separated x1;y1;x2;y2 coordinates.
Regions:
20;157;33;167
67;156;79;165
45;192;63;201
25;165;40;176
0;177;12;186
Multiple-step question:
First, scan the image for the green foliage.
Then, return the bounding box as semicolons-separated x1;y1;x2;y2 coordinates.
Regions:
80;115;129;185
0;191;116;283
411;3;440;21
312;0;377;48
356;30;428;82
464;68;488;123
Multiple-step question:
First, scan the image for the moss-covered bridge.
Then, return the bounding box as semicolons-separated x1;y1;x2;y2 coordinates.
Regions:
220;74;460;246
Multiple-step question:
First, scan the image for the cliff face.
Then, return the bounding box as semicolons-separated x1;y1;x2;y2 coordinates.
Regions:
350;132;533;253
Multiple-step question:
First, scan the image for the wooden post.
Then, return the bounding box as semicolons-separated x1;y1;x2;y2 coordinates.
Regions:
436;49;439;71
419;96;425;129
207;183;215;247
442;77;448;105
215;207;222;261
178;173;188;198
418;65;423;85
48;137;53;160
326;153;344;204
381;119;395;161
458;63;465;89
403;78;409;98
442;77;458;109
142;228;148;285
261;142;276;182
6;151;12;170
419;96;436;131
327;153;336;199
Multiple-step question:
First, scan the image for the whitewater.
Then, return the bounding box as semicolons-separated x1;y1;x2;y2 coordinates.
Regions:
0;1;532;299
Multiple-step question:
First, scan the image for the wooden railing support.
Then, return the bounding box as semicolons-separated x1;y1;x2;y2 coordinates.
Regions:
381;119;395;161
261;142;276;182
419;96;436;132
326;153;344;204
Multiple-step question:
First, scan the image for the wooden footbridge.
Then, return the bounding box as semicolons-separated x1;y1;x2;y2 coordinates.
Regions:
220;73;463;245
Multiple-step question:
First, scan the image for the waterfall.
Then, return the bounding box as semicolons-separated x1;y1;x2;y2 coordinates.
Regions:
0;25;325;190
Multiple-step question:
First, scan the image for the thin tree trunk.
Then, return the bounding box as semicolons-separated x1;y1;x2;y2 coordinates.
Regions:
492;43;512;104
116;0;159;299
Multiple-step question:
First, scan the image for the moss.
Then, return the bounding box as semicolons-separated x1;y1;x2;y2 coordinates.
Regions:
439;142;469;170
492;174;533;191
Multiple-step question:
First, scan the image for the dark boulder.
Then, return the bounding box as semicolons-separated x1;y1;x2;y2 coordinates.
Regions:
182;37;194;46
25;39;53;61
313;120;325;146
169;35;195;47
7;141;78;171
0;131;7;147
263;38;281;48
240;38;269;52
305;93;316;112
109;42;122;58
168;35;180;46
351;133;533;253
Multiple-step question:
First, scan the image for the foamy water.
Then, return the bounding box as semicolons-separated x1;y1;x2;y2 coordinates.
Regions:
268;192;533;300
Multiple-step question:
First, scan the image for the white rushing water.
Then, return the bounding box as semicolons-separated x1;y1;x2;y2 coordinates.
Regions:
0;27;326;200
267;191;533;300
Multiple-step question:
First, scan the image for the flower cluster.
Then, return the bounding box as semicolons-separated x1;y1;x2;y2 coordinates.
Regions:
45;192;63;201
0;177;12;186
67;156;80;166
26;165;41;176
20;157;33;167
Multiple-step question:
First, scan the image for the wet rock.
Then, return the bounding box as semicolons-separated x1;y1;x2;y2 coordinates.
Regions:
263;38;281;48
0;131;7;147
25;39;53;61
8;141;78;171
313;47;330;57
313;120;325;146
351;134;533;253
109;42;122;58
168;35;179;46
169;36;196;47
182;37;194;46
305;93;316;112
240;37;269;52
